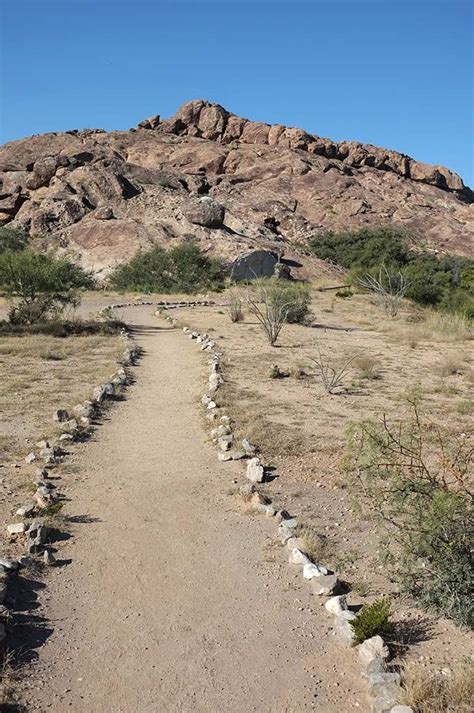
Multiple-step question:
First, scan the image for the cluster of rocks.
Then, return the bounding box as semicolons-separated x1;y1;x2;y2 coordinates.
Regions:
156;305;413;713
157;100;468;195
0;326;140;653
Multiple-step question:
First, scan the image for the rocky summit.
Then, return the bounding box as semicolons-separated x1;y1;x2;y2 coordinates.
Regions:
0;99;472;276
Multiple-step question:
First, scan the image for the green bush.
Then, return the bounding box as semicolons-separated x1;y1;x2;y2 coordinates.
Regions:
309;226;411;270
253;280;312;324
109;244;224;293
0;226;29;252
345;401;473;628
350;598;393;645
310;226;474;316
0;250;94;324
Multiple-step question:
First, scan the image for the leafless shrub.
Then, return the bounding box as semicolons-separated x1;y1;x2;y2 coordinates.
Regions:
227;291;244;323
246;285;292;346
310;343;359;394
359;265;408;317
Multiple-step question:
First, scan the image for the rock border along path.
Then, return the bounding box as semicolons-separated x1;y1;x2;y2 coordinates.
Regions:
11;303;371;712
1;325;139;651
158;307;413;713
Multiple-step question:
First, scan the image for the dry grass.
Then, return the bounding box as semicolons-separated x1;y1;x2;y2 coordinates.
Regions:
0;650;16;707
353;355;382;380
388;311;474;345
437;352;468;377
295;524;328;563
400;660;474;712
0;333;124;462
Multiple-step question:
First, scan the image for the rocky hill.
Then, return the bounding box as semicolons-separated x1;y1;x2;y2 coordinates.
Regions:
0;99;472;277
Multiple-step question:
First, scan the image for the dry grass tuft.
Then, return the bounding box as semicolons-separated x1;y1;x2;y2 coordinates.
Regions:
354;355;382;380
437;352;468;377
400;659;474;712
295;524;328;563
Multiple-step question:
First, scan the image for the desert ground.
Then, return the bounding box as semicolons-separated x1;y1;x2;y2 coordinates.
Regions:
0;287;472;712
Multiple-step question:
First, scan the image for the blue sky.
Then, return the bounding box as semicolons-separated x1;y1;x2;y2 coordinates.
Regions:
1;0;473;185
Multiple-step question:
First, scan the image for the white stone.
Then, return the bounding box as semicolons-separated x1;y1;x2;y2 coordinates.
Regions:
246;457;264;483
303;563;322;579
358;635;390;665
325;595;348;615
289;548;311;566
25;453;36;464
7;523;26;536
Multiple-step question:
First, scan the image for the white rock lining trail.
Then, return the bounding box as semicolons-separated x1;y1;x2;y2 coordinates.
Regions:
160;307;413;713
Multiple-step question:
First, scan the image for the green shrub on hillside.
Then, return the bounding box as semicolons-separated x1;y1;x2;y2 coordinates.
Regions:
0;226;29;252
310;226;474;316
109;244;224;293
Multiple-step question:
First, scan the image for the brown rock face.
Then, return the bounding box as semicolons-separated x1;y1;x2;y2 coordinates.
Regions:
0;99;472;276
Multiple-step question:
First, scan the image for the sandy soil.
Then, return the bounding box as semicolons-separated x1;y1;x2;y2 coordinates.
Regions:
13;305;368;712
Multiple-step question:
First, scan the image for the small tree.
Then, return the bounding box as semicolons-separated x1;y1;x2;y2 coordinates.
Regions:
0;250;94;324
358;265;408;317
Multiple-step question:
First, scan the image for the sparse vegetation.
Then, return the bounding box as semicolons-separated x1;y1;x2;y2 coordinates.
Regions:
354;356;382;381
358;265;408;317
311;343;358;394
350;597;393;645
227;291;244;322
247;283;292;346
109;244;224;293
401;659;474;712
346;400;473;627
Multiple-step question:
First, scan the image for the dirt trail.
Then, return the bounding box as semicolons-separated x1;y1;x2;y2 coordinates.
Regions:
17;306;366;712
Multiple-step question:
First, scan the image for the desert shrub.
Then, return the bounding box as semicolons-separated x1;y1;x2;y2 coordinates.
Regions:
227;291;244;322
0;250;94;324
354;356;382;380
401;659;474;712
272;282;311;324
345;401;473;627
0;226;29;252
250;280;311;325
311;343;359;394
335;287;353;298
310;226;474;316
246;282;293;346
358;265;408;317
350;598;393;645
109;244;224;293
309;226;411;270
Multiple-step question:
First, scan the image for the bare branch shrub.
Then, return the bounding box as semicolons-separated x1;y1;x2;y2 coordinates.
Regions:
227;291;244;323
310;343;359;394
358;265;408;317
246;285;292;346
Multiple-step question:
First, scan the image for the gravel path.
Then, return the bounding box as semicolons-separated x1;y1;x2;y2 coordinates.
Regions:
17;306;366;712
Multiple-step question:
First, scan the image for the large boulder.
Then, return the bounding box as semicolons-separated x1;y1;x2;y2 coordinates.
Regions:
230;249;279;281
182;196;225;228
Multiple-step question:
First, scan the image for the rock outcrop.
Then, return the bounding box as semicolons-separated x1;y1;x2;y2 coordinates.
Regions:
0;99;472;276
